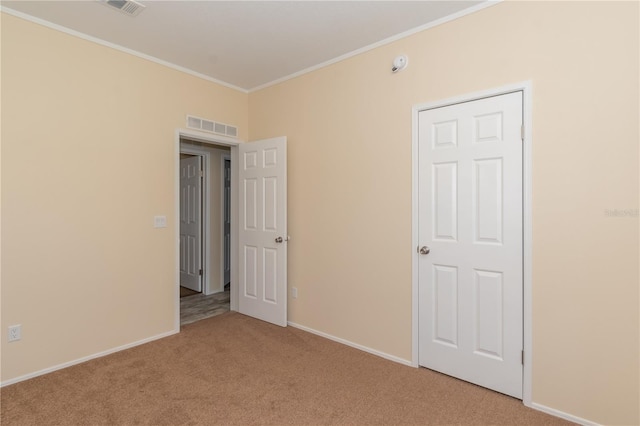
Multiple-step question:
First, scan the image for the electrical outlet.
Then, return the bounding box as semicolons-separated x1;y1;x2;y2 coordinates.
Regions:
8;325;21;342
291;287;298;299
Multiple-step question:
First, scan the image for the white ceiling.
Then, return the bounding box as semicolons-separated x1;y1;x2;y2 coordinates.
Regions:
2;1;489;91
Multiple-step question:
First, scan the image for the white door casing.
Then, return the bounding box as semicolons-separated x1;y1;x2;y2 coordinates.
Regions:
238;137;288;327
174;129;240;332
418;92;523;398
180;155;202;292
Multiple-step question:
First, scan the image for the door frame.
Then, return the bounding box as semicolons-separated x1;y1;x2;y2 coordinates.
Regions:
411;81;533;405
221;154;231;290
179;146;209;294
174;128;241;331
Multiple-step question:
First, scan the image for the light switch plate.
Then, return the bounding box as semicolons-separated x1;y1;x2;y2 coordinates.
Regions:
8;325;21;342
154;216;167;228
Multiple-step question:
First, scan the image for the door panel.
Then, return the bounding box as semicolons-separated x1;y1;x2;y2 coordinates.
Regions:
179;155;202;292
418;92;523;398
238;137;287;326
433;162;457;240
244;246;257;297
433;264;458;347
474;269;503;358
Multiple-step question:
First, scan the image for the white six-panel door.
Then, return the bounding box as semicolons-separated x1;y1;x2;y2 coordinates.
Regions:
418;92;523;398
179;155;202;292
238;137;287;327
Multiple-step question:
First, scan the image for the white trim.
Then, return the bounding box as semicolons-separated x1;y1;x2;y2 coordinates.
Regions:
248;1;502;92
175;129;241;330
0;330;177;387
288;321;413;368
229;147;239;313
521;82;534;407
530;403;601;426
178;128;241;147
0;6;248;94
0;2;501;93
411;102;421;368
179;145;212;295
411;81;533;401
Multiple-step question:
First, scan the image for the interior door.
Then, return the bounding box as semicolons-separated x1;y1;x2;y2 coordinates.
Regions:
179;155;202;292
418;92;523;398
224;158;231;286
238;137;287;326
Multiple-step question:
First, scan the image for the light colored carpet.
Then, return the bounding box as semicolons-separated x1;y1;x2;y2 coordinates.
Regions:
1;312;573;425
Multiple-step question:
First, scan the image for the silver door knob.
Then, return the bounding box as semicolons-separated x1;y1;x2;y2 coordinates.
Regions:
275;237;283;243
419;246;430;255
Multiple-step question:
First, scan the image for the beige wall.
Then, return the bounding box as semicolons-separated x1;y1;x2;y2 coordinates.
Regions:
249;2;639;424
1;13;247;379
1;2;639;425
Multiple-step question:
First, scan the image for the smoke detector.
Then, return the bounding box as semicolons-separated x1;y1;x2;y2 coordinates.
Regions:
98;0;146;17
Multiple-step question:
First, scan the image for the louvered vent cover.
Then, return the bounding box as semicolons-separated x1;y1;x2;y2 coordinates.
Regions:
99;0;146;17
186;115;239;139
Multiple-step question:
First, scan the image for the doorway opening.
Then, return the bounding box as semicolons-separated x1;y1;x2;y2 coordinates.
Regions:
175;130;288;329
176;131;239;328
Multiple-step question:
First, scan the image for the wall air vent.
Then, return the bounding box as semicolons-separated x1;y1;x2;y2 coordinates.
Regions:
186;115;238;139
99;0;146;17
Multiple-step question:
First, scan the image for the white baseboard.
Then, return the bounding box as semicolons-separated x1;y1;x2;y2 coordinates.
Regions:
0;329;179;387
529;402;600;426
287;321;413;368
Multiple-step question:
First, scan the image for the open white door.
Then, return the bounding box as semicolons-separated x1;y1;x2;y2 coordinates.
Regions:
238;137;287;326
179;155;202;292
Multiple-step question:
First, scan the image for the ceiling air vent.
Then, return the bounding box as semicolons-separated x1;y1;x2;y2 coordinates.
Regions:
99;0;146;17
186;115;238;139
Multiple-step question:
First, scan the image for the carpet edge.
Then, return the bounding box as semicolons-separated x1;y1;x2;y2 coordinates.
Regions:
1;328;179;387
287;320;414;367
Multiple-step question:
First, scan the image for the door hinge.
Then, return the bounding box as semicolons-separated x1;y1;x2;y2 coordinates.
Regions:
199;269;203;276
521;124;525;141
199;169;204;178
521;350;524;365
